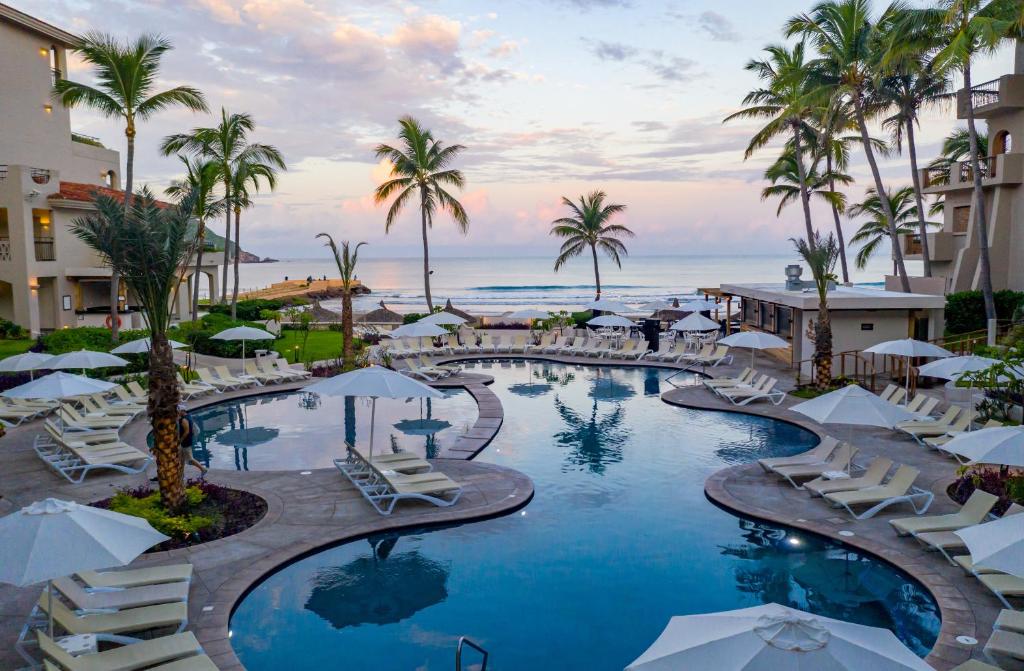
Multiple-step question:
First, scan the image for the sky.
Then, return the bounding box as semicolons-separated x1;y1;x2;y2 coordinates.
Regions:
20;0;1017;261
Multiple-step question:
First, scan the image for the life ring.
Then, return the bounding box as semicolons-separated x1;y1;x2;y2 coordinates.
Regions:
105;314;122;329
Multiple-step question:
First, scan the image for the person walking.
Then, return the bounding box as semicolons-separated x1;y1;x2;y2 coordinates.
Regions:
178;403;208;475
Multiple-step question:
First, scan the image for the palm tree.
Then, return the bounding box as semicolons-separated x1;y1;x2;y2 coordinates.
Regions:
374;117;469;312
550;191;633;301
926;127;989;186
165;156;222;321
228;160;281;319
787;0;913;292
317;234;366;370
53;32;207;341
761;148;851;217
905;0;1018;336
849;186;938;271
792;231;840;390
71;188;200;512
724;42;826;245
160;109;285;306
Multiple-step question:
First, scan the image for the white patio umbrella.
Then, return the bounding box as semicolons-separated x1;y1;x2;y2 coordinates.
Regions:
956;512;1024;578
418;311;467;326
506;309;551;320
680;298;722;313
0;352;54;380
1;371;115;399
637;300;672;312
940;426;1024;467
583;298;632;313
670;313;721;332
626;603;932;671
389;322;448;355
0;498;169;636
588;315;635;328
864;338;953;404
48;349;129;372
717;331;790;368
917;355;1000;380
211;326;276;372
111;337;188;355
791;385;916;429
305;365;444;462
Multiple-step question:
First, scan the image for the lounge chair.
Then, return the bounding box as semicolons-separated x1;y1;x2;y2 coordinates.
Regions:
507;334;527;353
445;334;467;354
33;424;151;483
527;333;555;353
90;393;144;413
997;609;1024;635
417;355;459;377
887;386;907;406
930;419;1004;455
720;377;785;406
0;405;43;425
394;358;444;382
948;662;1002;671
37;630;207;671
705;368;755;391
195;368;236;391
980;574;1024;610
176;374;215;399
57;406;128;432
823;465;933;519
896;405;960;431
678;343;713;363
562;338;589;356
78;565;193;589
214;365;257;388
904;394;940;418
112;385;147;406
878;384;899;402
541;336;569;354
80;397;140;419
984;629;1024;669
890;489;999;536
758;436;837;472
771;443;857;488
51;576;188;611
902;410;975;443
611;340;645;360
35;591;188;635
710;373;767;396
274;357;312;379
645;341;686;362
126;382;150;401
584;339;611;358
343;442;433;474
479;334;497;353
915;504;1024;564
244;360;286;384
333;458;463;516
804;457;894;497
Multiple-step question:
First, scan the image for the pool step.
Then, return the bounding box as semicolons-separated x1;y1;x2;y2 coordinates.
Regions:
455;636;489;671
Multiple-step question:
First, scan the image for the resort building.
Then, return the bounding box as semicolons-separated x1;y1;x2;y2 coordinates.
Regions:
0;3;217;335
901;46;1024;295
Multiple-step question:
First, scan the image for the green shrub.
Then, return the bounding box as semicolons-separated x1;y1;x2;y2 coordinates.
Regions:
109;486;214;538
208;299;283;321
0;319;25;339
945;290;1024;335
403;312;426;325
41;327;149;354
171;313;272;357
571;311;592;327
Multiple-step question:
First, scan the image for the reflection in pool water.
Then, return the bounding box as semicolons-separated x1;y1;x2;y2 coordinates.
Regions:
185;387;477;471
231;361;940;670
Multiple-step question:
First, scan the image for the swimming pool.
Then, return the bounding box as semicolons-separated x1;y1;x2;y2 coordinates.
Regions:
230;361;940;669
186;387;477;470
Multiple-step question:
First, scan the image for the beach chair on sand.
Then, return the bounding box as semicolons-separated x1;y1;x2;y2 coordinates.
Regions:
758;436;838;472
804;457;893;497
823;465;933;519
770;443;857;488
889;489;998;536
36;630;210;671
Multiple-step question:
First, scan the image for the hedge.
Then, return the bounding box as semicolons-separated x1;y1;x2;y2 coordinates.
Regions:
41;327;150;354
945;290;1024;335
208;299;283;322
171;313;274;358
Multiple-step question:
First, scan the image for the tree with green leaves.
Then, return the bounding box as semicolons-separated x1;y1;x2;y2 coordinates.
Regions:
160;109;285;308
228;160;280;319
550;191;633;301
53;32;207;341
849;186;939;271
374;116;469;312
926;127;988;187
810;99;860;283
725;42;827;245
317;234;366;370
165;156;222;321
792;231;840;390
71;188;200;512
761;148;851;218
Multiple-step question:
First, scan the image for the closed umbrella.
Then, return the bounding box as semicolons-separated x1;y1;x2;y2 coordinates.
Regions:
48;349;128;372
670;313;720;332
718;331;789;368
864;338;953;404
418;311;467;326
626;603;932;671
305;365;444;462
583;299;632;314
940;426;1024;467
0;498;168;637
956;512;1024;578
0;352;54;380
111;337;188;355
211;326;276;373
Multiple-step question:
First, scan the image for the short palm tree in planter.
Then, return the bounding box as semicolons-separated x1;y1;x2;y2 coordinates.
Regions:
550;191;633;301
71;188;199;512
792;231;840;391
316;234;366;370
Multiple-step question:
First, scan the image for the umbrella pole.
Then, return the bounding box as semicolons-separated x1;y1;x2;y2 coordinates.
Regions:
48;579;53;637
905;358;911;406
368;397;377;463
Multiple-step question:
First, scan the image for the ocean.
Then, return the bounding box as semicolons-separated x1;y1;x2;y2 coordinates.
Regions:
218;254;922;316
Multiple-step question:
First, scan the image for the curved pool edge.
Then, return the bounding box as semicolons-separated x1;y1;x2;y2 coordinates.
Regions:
660;385;983;671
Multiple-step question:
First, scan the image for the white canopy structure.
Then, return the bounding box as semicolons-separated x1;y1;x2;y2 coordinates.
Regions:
583;299;632;314
506;309;551;320
588;315;635;328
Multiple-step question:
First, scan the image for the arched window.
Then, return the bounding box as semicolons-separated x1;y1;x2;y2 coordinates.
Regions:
994;130;1013;155
104;170;116;188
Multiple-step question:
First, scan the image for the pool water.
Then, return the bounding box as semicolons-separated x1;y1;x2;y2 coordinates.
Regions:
187;387;477;471
230;361;940;670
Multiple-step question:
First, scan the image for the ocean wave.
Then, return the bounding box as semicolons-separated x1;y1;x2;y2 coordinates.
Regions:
468;284;640;292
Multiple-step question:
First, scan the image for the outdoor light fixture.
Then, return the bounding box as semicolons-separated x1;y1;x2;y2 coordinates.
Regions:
43;104;52;114
39;47;48;56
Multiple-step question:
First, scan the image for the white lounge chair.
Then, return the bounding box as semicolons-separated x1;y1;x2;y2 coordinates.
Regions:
823;465;933;519
771;443;857;488
804;457;894;497
889;489;998;536
334;458;463;516
542;336;569;354
757;435;837;472
720;376;785;406
528;333;555;353
33;423;151;483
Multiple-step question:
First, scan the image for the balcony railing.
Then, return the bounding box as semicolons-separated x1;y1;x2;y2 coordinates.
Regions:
34;237;55;262
970;78;1000;108
904;234;923;255
958;156;995;182
0;238;10;262
30;168;51;185
50;68;62;86
0;165;7;181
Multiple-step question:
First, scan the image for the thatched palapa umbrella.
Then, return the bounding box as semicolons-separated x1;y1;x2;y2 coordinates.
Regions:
442;299;475;325
309;300;342;323
358;301;403;324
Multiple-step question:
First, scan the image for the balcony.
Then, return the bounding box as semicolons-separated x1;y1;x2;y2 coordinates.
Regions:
899;230;957;263
29;169;51;185
922;152;1024;194
903;234;923;256
33;237;55;262
957;75;1024;119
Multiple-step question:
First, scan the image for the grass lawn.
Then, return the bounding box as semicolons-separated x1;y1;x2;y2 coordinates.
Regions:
0;339;34;358
273;330;346;363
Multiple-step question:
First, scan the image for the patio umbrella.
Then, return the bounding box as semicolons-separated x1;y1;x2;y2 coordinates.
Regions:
790;385;915;429
0;498;169;637
583;298;631;314
956;512;1024;578
2;371;115;399
670;313;720;332
358;301;403;324
211;326;276;373
940;426;1024;467
506;308;551;320
637;299;672;313
389;322;448;354
588;315;635;329
864;338;953;404
418;311;467;326
305;365;443;462
48;349;129;373
626;603;932;671
717;331;789;368
0;352;54;380
393;418;452;435
679;298;722;313
917;355;1000;380
111;337;188;355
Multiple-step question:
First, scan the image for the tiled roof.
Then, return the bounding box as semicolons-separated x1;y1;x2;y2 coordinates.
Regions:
48;181;171;208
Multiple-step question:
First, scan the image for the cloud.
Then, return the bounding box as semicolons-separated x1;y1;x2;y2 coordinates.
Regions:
632;121;668;132
589;40;637;61
586;40;698;83
698;11;740;41
488;40;520;58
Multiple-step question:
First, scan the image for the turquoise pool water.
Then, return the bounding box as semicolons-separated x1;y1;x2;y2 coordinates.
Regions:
230;361;940;670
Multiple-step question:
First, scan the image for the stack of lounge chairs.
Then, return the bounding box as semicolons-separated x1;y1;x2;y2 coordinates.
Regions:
334;442;463;515
32;420;151;483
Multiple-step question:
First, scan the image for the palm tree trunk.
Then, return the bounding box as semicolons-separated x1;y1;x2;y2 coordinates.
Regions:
420;188;433;312
853;95;911;292
791;126;816;247
814;303;832;391
191;222;205;322
111;127;135;343
825;154;850;284
342;289;353;369
148;333;185;513
963;63;998;333
221;178;231;305
590;243;602;300
231;206;241;320
906;119;932;277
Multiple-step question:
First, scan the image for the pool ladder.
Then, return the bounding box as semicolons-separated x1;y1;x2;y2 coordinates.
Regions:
455;636;489;671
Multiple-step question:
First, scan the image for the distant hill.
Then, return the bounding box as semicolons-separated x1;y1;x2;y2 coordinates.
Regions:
189;224;267;263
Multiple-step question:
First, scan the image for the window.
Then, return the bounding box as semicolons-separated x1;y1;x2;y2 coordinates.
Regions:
742;298;756;324
104;170;115;188
994;130;1013;155
775;306;792;337
953;206;970;234
49;46;61;84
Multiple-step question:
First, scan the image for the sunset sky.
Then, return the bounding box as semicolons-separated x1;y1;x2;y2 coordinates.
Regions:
23;0;1015;260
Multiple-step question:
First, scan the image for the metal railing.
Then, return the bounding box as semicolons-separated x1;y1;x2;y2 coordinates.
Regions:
795;350;879;391
0;165;7;180
970;78;1000;108
50;68;62;85
0;237;10;262
33;237;55;262
29;168;51;185
958;157;993;182
455;636;488;671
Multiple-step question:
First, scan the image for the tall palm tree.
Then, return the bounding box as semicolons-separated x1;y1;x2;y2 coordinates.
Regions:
724;42;826;245
228;161;281;319
849;186;938;271
787;0;914;292
792;231;840;390
550;191;633;301
165;156;222;321
374;116;469;312
71;188;200;512
926;127;989;186
761;148;851;217
908;0;1017;336
160;109;285;306
53;32;207;341
317;234;366;370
